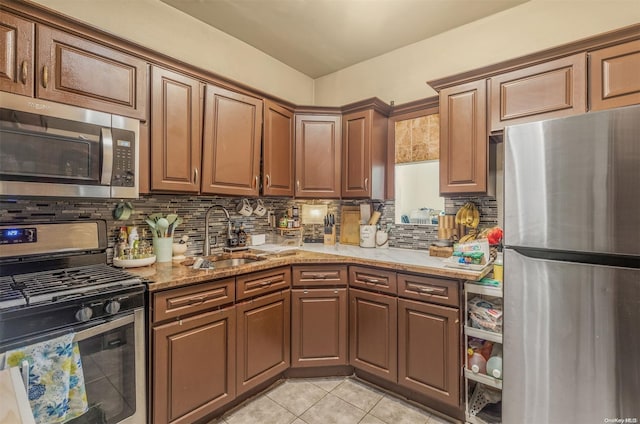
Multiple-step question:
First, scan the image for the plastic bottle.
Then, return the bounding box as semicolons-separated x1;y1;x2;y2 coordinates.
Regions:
468;351;487;374
493;252;504;283
486;344;503;379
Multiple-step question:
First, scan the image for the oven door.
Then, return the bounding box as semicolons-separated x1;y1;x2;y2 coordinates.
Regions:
68;308;146;424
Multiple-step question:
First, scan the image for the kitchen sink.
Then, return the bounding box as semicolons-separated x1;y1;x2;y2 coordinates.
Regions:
185;252;267;269
211;257;260;268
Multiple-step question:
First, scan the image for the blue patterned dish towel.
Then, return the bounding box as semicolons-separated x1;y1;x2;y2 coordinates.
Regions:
2;333;88;424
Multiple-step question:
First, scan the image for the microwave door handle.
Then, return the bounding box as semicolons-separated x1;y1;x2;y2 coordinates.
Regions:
101;128;113;185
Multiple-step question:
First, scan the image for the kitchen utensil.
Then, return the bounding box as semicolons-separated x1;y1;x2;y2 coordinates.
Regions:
156;218;169;238
368;204;382;225
169;217;183;237
359;224;376;248
145;219;158;238
340;206;361;245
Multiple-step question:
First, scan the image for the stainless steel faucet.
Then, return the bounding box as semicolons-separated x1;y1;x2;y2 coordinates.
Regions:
203;205;232;256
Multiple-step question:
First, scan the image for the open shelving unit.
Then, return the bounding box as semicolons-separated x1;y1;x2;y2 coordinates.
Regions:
464;281;503;424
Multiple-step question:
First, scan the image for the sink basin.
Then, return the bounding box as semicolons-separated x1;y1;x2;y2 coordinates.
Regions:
211;258;260;268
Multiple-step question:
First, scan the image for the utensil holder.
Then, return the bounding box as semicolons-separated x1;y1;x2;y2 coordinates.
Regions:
153;237;173;263
323;227;336;245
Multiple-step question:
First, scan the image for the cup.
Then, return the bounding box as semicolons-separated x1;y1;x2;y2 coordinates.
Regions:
253;199;267;217
236;198;253;216
153;237;173;263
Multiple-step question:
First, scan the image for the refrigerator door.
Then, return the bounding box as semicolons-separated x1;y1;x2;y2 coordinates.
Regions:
504;105;640;257
503;249;640;424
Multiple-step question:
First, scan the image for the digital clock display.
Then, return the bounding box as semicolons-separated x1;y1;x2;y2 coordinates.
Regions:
0;228;37;245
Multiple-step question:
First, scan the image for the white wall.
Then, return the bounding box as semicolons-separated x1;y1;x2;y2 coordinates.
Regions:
395;161;444;224
31;0;315;105
314;0;640;106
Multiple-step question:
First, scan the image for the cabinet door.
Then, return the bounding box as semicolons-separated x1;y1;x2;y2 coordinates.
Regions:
263;100;294;196
291;288;348;367
589;40;640;111
295;114;341;198
342;110;371;198
439;80;487;194
398;298;460;407
150;66;202;192
202;84;262;196
36;25;147;119
153;306;236;424
489;54;587;131
349;288;397;382
0;11;34;96
236;290;290;395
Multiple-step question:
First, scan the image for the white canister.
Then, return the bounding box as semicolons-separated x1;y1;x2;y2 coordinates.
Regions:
359;225;376;248
375;230;389;248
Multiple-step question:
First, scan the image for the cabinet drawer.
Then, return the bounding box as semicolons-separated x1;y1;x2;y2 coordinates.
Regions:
349;266;397;295
398;273;459;307
236;266;291;301
153;278;235;322
292;265;347;287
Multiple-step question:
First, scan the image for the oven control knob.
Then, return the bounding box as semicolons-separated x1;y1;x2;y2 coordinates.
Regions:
105;300;121;315
75;306;93;322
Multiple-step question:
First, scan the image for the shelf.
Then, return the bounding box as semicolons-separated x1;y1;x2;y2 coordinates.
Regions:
465;282;502;297
465;326;503;343
464;369;503;390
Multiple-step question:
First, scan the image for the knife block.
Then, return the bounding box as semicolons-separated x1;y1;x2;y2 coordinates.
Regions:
324;227;336;245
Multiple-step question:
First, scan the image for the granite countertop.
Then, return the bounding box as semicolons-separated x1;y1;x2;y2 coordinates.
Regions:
127;243;492;292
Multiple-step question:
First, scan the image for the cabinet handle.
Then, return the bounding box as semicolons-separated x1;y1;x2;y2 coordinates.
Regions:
265;174;271;187
193;168;199;184
364;177;369;191
308;273;328;279
254;175;259;189
42;65;48;88
419;287;435;293
304;290;309;294
21;61;28;84
363;277;381;285
296;180;300;192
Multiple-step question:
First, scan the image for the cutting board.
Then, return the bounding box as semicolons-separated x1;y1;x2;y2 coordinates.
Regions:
0;367;35;424
340;206;361;245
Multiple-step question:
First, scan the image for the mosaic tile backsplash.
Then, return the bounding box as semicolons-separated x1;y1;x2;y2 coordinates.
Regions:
0;193;497;262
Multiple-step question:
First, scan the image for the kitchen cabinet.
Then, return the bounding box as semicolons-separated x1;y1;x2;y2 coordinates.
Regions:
37;25;147;120
151;278;237;424
0;14;147;119
0;11;34;96
263;100;295;196
349;288;398;382
150;66;203;192
341;109;387;199
489;54;587;132
589;39;640;111
291;265;348;368
202;84;262;196
236;290;291;395
439;80;488;194
398;298;460;408
294;114;341;198
349;265;397;295
236;266;291;301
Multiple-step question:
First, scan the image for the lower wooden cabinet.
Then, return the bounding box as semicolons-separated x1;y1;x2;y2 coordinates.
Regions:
291;288;348;367
398;298;460;407
152;306;236;424
236;290;291;395
349;288;398;382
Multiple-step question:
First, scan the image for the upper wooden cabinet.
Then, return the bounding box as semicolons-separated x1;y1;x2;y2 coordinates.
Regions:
37;25;148;120
439;80;488;194
341;109;387;199
263;100;294;196
150;66;203;193
202;84;263;196
0;11;34;96
589;39;640;111
294;114;341;198
0;13;147;119
489;54;587;132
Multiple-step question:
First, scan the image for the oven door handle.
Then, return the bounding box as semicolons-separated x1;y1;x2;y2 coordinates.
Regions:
100;127;113;185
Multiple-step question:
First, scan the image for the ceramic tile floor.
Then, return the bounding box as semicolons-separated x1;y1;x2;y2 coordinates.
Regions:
209;377;456;424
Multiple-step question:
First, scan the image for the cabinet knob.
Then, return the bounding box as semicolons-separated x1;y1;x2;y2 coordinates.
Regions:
21;61;28;84
42;65;49;88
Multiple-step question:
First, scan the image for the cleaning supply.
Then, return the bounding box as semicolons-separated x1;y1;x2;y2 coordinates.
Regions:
486;344;503;379
468;350;487;374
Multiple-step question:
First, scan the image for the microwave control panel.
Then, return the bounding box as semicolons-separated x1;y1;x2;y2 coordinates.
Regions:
112;128;135;187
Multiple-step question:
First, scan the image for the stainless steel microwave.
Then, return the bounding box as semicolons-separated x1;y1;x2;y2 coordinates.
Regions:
0;92;139;198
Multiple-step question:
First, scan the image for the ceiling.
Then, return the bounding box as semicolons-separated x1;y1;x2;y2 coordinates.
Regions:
160;0;529;78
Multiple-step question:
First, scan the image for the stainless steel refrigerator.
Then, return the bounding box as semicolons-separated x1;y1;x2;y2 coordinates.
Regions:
503;105;640;424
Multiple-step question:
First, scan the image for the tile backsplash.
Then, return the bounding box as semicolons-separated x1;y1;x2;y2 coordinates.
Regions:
0;193;498;262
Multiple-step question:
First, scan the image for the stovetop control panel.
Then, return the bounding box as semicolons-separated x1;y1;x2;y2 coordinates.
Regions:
0;227;37;245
